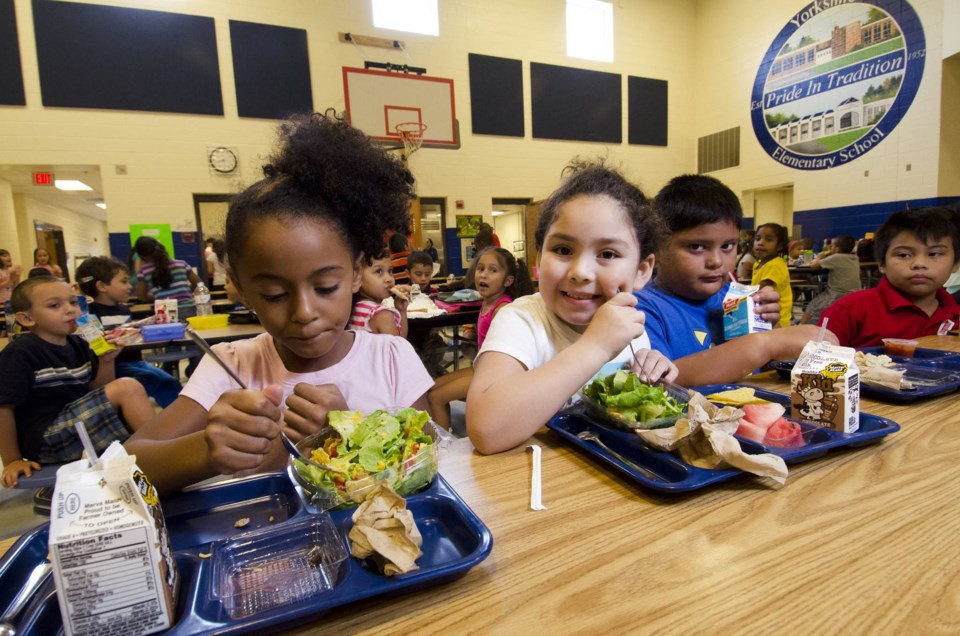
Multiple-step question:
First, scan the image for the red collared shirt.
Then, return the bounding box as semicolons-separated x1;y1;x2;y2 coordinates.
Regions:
820;277;959;347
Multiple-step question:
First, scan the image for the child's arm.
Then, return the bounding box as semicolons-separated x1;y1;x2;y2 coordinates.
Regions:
0;405;41;488
368;309;402;336
187;267;202;290
136;278;152;301
674;325;838;386
467;293;648;454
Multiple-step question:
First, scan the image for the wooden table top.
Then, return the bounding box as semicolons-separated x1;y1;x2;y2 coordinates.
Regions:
3;334;958;632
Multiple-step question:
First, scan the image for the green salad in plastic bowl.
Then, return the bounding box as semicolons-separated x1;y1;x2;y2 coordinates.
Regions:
581;369;688;431
289;408;440;510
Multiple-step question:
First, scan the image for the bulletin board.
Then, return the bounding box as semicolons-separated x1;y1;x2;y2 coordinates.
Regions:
456;215;482;238
130;224;174;258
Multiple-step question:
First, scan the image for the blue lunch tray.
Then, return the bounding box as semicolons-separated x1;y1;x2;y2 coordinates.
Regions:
547;383;900;495
0;472;492;635
771;347;960;403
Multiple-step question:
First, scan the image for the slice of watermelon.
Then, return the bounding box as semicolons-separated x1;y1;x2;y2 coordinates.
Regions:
764;417;806;448
741;402;786;429
736;418;768;444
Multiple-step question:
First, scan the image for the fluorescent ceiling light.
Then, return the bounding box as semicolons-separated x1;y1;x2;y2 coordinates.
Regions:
372;0;439;36
567;0;614;63
95;203;107;210
55;180;92;191
491;210;505;216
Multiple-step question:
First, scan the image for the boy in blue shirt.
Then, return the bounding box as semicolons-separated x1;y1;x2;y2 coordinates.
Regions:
636;174;834;385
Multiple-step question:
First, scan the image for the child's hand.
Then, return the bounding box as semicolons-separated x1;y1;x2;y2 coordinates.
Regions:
765;325;839;359
2;458;41;488
283;383;349;442
99;329;124;362
582;291;648;359
391;285;413;312
205;384;284;475
629;349;680;383
754;286;782;324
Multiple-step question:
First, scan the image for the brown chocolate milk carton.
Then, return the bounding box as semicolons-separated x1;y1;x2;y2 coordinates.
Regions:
49;442;178;636
791;340;860;433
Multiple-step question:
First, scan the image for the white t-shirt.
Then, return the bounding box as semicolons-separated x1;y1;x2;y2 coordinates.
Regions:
181;330;433;412
478;293;652;372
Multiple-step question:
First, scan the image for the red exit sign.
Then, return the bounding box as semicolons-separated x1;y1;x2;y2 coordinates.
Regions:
33;172;54;186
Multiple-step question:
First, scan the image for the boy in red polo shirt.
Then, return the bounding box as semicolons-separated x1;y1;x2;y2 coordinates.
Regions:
820;207;959;347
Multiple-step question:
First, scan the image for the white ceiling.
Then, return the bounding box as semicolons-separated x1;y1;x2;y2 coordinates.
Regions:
0;164;106;221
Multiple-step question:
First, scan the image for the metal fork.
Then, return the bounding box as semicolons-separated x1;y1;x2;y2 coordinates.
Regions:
576;430;662;481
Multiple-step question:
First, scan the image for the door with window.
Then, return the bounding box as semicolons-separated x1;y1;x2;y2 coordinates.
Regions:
34;223;69;282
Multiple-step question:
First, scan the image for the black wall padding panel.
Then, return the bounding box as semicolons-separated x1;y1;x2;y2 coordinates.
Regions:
468;53;523;137
628;76;667;146
33;0;222;115
231;20;312;120
0;0;25;105
530;62;621;143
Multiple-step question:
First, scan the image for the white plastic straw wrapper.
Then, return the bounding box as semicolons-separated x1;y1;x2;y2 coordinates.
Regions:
527;445;547;511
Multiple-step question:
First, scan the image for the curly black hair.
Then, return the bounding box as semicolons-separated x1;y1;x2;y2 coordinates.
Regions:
76;256;127;297
225;112;415;273
534;159;663;260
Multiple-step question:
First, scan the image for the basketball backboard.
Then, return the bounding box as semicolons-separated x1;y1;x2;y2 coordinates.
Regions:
342;67;458;148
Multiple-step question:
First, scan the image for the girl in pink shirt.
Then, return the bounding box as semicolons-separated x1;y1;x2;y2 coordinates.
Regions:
427;247;533;429
348;251;410;337
125;112;433;494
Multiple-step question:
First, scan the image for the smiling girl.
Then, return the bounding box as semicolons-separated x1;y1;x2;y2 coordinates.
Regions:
751;223;793;328
466;161;677;454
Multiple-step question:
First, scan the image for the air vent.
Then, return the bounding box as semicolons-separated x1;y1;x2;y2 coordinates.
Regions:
698;126;740;174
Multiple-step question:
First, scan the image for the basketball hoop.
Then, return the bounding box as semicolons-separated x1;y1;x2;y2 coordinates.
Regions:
395;121;427;160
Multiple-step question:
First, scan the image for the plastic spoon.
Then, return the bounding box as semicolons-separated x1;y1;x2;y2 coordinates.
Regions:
184;326;345;474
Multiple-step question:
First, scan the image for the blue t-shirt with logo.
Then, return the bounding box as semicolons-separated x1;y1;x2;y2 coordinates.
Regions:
634;281;728;359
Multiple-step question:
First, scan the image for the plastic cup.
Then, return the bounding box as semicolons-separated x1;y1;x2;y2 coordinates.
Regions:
882;338;918;358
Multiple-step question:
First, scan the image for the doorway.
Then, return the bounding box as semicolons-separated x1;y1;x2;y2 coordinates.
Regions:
492;198;533;271
34;222;69;282
417;198;447;274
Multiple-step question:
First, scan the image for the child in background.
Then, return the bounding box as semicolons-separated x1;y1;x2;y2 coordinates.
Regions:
32;248;63;279
636;174;835;386
821;207;960;347
0;277;155;487
349;250;411;338
76;256;182;407
389;233;411;285
125;112;434;494
428;247;533;429
752;223;793;327
467;160;677;454
133;236;202;319
0;249;22;307
406;251;438;294
206;238;228;290
800;235;861;325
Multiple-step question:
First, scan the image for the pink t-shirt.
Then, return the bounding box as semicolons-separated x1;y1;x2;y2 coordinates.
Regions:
477;295;512;348
348;299;402;334
180;330;433;412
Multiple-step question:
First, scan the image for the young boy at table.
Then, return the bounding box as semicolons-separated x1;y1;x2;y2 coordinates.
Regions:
406;251;438;294
76;256;182;407
0;277;155;487
820;207;960;347
799;235;861;325
635;174;836;385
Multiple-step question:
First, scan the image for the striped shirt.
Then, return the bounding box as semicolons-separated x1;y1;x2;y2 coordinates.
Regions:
349;299;402;333
138;259;195;308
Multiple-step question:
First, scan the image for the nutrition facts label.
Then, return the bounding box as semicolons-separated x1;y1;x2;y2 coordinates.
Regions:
53;527;167;635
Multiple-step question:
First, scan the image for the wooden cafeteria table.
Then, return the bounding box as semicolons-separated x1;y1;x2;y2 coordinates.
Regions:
2;335;958;632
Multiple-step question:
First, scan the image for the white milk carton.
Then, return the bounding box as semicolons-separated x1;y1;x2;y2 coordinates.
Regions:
49;442;179;636
722;281;772;340
791;340;860;433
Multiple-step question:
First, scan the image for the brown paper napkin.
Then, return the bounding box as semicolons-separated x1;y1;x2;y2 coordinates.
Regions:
637;392;789;485
348;482;423;575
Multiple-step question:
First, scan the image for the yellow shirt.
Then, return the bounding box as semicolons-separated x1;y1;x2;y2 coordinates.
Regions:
752;257;793;328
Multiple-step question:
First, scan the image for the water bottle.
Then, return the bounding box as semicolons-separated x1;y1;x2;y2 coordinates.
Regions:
4;301;18;338
194;283;212;316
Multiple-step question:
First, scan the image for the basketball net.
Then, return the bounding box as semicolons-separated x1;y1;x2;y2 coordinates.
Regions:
395;121;427;163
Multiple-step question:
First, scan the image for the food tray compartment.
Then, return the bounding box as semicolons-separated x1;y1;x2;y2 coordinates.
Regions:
208;514;348;620
0;474;492;636
580;382;688;431
548;384;900;494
